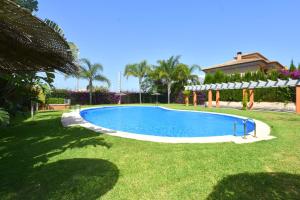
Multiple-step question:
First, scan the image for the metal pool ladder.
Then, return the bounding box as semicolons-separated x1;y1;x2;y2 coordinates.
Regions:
234;118;256;139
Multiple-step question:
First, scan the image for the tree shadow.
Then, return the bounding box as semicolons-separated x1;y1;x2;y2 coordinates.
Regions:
19;158;118;200
206;172;300;200
0;112;116;199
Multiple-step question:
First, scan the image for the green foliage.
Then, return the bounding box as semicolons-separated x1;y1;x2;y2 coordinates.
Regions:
243;72;252;82
255;70;267;81
79;58;110;104
214;70;225;83
46;98;65;104
134;57;200;101
14;0;38;13
1;107;300;199
204;70;296;102
289;60;296;72
0;71;55;114
124;60;151;103
298;63;300;70
267;70;279;80
151;56;201;103
242;90;248;110
204;73;213;84
230;73;242;82
0;108;9;127
124;60;151;80
182;90;191;97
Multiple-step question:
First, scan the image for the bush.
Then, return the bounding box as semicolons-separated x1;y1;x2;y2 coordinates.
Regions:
46;98;65;104
47;89;170;105
203;70;297;103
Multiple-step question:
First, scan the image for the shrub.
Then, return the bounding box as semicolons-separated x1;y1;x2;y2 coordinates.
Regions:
47;89;170;105
46;98;65;104
203;70;297;103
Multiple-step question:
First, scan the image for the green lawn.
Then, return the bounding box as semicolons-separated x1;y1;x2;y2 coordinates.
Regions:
1;104;300;200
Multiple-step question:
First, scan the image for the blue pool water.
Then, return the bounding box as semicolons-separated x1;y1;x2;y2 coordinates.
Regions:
80;106;255;137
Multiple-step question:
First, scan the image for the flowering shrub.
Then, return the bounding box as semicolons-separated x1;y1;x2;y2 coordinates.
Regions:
47;90;169;104
198;92;206;105
279;69;300;79
291;70;300;79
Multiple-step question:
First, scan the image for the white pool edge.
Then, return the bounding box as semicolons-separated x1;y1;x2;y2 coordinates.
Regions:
61;105;275;144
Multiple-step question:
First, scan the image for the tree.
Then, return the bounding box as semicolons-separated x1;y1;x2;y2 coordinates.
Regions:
213;70;225;83
204;73;214;84
289;60;296;72
243;72;252;82
124;60;151;103
172;63;201;95
174;64;201;83
155;56;181;104
44;19;81;90
298;63;300;70
230;73;242;82
14;0;38;13
79;58;110;105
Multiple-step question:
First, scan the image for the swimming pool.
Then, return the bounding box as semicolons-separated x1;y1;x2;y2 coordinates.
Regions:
80;106;255;137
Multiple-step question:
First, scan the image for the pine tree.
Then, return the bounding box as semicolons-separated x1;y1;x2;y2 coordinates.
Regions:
289;60;296;72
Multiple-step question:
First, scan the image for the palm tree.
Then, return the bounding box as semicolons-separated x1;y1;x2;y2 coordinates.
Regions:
155;56;201;104
124;60;151;103
174;63;201;84
79;58;110;104
155;56;181;104
172;63;201;95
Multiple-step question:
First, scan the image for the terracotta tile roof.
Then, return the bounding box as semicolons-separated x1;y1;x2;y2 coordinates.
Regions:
203;58;262;71
202;52;284;71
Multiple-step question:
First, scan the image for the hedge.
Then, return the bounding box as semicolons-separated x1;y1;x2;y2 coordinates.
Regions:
209;87;296;103
47;90;171;105
46;97;65;104
203;70;297;103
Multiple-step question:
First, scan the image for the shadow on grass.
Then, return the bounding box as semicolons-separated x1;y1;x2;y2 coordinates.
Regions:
0;111;118;199
15;158;118;200
206;172;300;200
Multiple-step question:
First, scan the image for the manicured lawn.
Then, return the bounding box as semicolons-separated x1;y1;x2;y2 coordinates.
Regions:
0;104;300;200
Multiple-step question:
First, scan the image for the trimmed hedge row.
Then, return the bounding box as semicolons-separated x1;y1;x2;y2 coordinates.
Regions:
208;87;296;103
47;90;170;105
46;97;65;104
203;70;297;103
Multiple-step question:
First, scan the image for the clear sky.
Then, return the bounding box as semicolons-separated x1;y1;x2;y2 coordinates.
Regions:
37;0;300;91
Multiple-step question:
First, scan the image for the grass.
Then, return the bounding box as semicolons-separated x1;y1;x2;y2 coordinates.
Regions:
0;104;300;199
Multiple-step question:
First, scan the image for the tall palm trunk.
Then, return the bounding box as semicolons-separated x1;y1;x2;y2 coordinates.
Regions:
167;82;171;104
139;78;142;104
89;79;93;105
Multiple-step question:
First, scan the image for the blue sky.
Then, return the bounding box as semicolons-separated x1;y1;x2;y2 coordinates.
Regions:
37;0;300;91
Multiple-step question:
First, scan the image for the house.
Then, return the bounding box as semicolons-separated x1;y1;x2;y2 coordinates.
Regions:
202;52;285;75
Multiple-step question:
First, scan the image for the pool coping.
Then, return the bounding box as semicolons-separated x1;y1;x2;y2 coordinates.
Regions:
61;105;275;144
